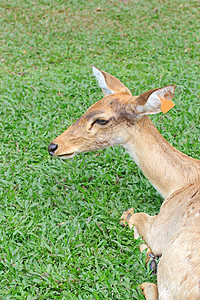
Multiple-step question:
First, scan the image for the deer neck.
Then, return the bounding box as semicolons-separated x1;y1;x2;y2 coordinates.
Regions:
122;116;200;198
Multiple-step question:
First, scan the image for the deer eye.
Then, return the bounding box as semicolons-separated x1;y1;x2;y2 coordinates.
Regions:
94;119;109;126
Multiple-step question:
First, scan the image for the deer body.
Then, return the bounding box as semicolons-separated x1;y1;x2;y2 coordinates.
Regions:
48;67;200;299
125;181;200;299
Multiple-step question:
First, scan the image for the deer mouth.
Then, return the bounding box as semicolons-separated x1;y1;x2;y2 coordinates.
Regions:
57;152;76;159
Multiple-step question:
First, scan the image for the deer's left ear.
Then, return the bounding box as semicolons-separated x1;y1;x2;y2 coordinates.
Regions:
135;85;175;115
92;65;132;96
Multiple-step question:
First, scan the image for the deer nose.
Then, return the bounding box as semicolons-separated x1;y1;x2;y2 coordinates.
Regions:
48;143;58;156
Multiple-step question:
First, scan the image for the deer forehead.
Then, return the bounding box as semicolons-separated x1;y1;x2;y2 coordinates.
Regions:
83;93;137;119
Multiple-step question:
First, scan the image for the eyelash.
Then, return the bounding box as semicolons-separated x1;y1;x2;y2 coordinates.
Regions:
93;119;109;126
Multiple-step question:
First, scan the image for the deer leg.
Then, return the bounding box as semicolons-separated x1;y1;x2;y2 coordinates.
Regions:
120;209;159;299
120;208;155;250
138;243;158;274
120;208;160;268
142;248;158;274
139;282;158;300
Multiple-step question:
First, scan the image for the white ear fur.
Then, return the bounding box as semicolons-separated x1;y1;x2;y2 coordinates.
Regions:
92;66;114;95
136;85;175;115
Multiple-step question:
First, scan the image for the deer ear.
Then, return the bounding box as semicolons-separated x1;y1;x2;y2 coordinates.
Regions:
92;66;132;96
135;85;175;115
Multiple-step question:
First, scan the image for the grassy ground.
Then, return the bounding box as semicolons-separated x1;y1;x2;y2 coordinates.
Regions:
0;0;199;299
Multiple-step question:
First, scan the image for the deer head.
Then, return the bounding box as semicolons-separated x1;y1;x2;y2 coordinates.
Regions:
48;66;175;159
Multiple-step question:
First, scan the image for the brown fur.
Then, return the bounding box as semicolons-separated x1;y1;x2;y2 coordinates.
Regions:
122;182;200;299
140;282;158;300
49;67;200;299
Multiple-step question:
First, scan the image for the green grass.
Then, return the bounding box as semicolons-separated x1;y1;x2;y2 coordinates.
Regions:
0;0;199;298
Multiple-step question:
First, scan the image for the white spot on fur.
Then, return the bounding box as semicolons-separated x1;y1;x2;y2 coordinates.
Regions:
112;137;125;144
122;142;166;197
195;211;200;217
134;226;140;239
123;143;140;166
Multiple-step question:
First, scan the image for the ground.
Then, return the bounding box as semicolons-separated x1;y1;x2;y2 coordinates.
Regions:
0;0;199;298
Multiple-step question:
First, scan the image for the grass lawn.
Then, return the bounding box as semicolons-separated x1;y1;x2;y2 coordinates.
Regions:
0;0;199;298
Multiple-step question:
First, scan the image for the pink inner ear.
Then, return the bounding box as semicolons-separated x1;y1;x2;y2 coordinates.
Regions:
164;92;172;100
163;86;175;100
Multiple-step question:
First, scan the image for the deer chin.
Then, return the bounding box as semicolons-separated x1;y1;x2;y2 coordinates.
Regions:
57;152;77;159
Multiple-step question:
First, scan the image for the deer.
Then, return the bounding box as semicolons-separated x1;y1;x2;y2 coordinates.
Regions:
48;66;200;299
